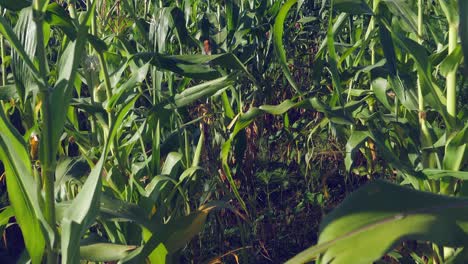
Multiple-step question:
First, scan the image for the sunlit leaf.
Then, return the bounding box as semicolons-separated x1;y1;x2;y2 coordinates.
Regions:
287;180;468;264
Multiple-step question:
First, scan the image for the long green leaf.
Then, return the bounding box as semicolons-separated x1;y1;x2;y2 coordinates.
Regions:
0;109;47;264
0;13;38;79
80;243;138;262
443;123;468;171
11;7;38;104
335;0;373;15
61;95;140;264
287;180;468;264
273;0;300;93
169;74;235;108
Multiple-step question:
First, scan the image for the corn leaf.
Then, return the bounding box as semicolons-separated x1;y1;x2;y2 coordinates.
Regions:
287;180;468;264
273;0;300;93
79;243;138;262
11;7;38;104
0;12;38;81
61;95;140;264
334;0;373;15
0;0;30;11
443;123;468;171
0;109;48;264
169;74;235;108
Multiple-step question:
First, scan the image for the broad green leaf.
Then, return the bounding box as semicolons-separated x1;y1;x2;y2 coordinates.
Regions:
0;206;14;226
335;0;373;15
163;205;214;253
54;157;89;191
0;84;18;100
0;109;47;264
0;0;30;11
108;62;149;109
11;7;38;104
287;180;468;264
161;152;183;176
98;195;155;230
422;169;468;180
443;123;468;171
371;78;392;111
317;13;348;58
192;131;204;167
438;0;459;25
44;3;76;40
377;6;397;76
168;74;235;108
121;202;225;263
377;4;419;111
344;130;368;172
61;94;139;264
133;53;256;83
80;243;138;262
273;0;300;93
57;194;155;231
344;129;423;180
379;15;450;126
0;12;38;81
380;0;418;34
440;44;463;77
49;36;87;172
148;243;168;264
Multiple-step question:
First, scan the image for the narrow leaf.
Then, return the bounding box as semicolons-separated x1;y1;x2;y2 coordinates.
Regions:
273;0;300;93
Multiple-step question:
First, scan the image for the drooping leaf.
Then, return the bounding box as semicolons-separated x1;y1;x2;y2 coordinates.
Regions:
80;243;138;262
287;180;468;264
273;0;300;93
133;52;256;83
44;3;77;40
0;0;30;11
371;78;392;111
422;169;468;180
168;74;236;108
334;0;373;15
121;202;226;263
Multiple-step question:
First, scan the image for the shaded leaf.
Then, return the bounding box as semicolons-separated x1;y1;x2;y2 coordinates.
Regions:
335;0;373;15
273;0;300;93
0;0;30;11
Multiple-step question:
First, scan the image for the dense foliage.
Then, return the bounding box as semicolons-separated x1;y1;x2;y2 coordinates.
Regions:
0;0;467;263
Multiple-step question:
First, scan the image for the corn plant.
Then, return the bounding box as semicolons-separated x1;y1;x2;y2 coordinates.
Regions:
0;0;259;262
285;0;468;263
